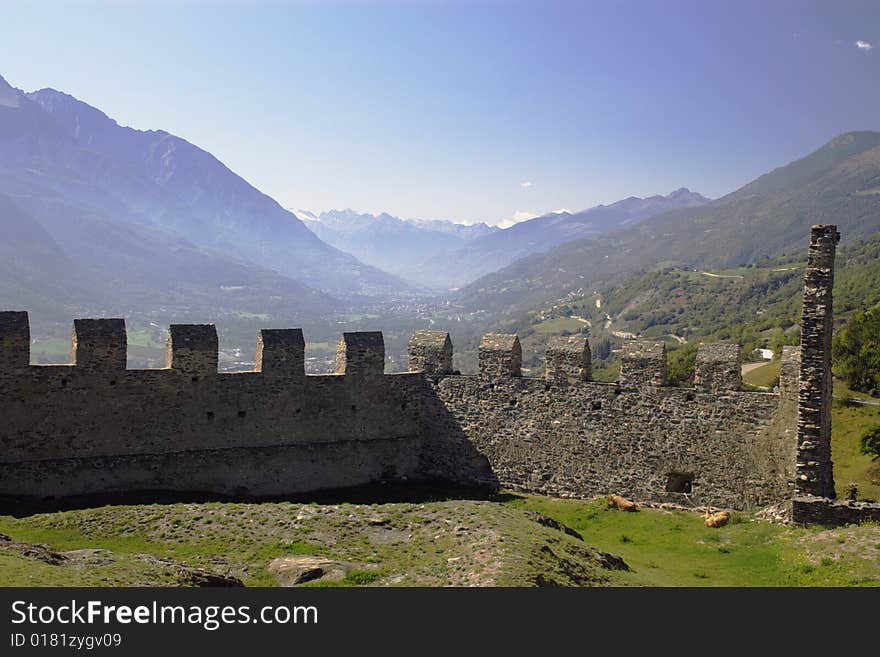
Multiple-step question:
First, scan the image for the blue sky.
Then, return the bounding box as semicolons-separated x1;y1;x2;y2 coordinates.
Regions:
1;0;878;225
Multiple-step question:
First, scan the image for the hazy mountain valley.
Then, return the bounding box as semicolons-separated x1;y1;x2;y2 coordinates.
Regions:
3;72;880;380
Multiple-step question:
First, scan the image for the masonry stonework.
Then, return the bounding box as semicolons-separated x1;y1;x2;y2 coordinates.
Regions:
427;340;796;509
408;330;454;375
545;336;590;384
0;319;794;510
694;342;741;391
0;321;493;500
795;225;839;499
619;341;666;388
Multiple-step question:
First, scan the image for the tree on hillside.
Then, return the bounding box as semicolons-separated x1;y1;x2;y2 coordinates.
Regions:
667;343;698;387
833;306;880;396
592;336;612;361
768;327;800;359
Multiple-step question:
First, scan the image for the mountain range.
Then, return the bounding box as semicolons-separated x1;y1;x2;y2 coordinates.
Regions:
297;209;498;287
299;189;709;290
451;131;880;324
0;73;408;324
416;188;710;288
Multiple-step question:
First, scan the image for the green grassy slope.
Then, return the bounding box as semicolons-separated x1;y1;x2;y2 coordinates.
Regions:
2;495;878;587
0;499;623;587
504;496;880;587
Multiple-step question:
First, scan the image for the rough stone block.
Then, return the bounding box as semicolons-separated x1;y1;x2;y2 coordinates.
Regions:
166;324;218;375
694;342;740;391
545;335;590;383
256;329;305;376
479;333;521;378
72;318;127;371
779;345;801;398
0;310;29;369
408;330;453;374
336;331;385;376
620;340;666;388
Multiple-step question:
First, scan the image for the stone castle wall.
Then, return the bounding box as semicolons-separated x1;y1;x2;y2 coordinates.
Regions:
0;316;493;500
0;315;797;508
426;334;798;509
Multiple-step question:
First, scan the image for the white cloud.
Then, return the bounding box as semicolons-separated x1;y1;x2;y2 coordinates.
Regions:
519;181;533;188
856;40;873;51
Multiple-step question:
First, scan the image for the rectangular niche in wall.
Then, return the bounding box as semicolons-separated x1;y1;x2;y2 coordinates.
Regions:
665;472;694;494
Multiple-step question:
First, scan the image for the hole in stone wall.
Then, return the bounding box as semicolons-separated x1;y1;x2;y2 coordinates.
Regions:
544;383;552;392
613;387;622;396
295;408;302;414
351;405;357;412
685;392;695;401
206;411;215;421
60;379;67;387
191;376;200;383
509;398;517;407
237;410;246;418
109;380;117;386
665;472;694;494
591;401;602;410
401;401;408;410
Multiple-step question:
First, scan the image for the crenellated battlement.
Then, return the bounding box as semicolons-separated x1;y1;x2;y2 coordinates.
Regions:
694;342;741;391
0;313;793;507
408;330;453;375
545;335;590;384
0;311;29;370
620;340;666;388
0;314;778;398
166;324;219;375
336;331;385;376
72;318;127;371
478;333;522;378
256;329;305;377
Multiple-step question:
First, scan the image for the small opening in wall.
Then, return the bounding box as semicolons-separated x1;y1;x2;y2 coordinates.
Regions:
109;380;117;386
591;401;602;411
237;410;246;418
295;408;302;414
401;401;408;410
613;387;622;396
488;383;496;390
206;411;215;420
685;392;695;401
60;378;67;387
509;398;517;407
665;472;694;494
351;404;357;412
544;383;552;392
191;376;200;383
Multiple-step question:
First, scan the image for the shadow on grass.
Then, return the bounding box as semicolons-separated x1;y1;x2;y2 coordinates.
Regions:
0;481;510;518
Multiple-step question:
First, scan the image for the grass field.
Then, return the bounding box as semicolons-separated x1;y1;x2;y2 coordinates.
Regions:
0;499;622;587
506;496;880;586
743;360;782;389
531;316;590;334
2;496;878;587
832;381;880;501
30;337;71;363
